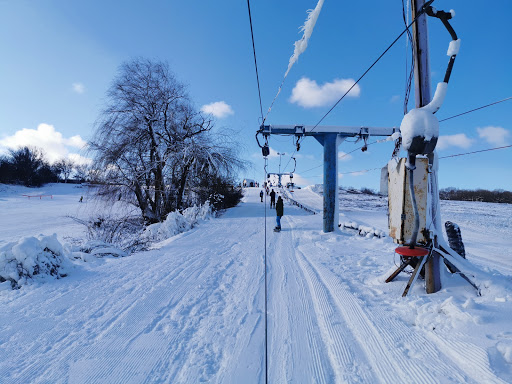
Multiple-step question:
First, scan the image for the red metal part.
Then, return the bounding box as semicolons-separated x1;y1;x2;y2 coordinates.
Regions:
395;246;429;257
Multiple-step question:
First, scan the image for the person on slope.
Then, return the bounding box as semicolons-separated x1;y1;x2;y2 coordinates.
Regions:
260;190;264;202
275;196;284;231
270;189;276;209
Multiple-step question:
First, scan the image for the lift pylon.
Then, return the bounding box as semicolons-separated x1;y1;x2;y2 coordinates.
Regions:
257;124;398;232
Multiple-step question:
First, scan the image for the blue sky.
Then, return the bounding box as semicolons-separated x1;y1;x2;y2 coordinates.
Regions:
0;0;510;190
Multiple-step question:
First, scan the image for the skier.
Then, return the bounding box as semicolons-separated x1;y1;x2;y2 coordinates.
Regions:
79;196;83;203
260;190;264;202
275;196;284;232
270;189;276;209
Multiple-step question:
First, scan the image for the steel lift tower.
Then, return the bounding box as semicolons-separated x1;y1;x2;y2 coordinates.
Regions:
257;125;398;232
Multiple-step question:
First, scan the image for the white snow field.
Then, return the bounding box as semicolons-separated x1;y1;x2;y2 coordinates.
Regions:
1;184;512;383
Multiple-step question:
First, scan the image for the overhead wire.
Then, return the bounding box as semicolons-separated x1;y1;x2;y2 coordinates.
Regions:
439;145;512;159
247;0;264;122
290;93;512;176
328;145;512;179
401;0;415;115
305;2;432;137
279;2;432;173
438;96;512;123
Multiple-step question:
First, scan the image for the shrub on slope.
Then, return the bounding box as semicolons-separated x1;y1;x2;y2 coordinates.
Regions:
0;234;70;289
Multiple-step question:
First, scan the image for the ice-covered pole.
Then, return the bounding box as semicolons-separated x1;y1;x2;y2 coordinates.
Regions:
400;2;459;249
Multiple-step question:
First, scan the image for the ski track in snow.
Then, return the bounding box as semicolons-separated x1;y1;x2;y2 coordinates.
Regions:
1;185;511;383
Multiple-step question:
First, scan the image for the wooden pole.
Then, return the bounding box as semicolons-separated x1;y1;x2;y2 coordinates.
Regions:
411;0;441;293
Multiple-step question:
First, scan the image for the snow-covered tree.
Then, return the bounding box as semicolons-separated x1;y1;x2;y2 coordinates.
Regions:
89;58;244;223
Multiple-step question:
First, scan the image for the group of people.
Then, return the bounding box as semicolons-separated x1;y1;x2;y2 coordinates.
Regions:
260;188;283;231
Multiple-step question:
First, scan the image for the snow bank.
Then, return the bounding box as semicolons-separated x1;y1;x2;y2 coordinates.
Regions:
341;221;386;238
142;203;214;243
0;234;71;289
70;240;128;261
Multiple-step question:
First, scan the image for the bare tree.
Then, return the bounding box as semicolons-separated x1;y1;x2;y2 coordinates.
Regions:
74;164;90;182
89;58;243;223
54;158;76;183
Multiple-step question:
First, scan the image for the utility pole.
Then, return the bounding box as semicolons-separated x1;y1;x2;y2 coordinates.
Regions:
411;0;441;293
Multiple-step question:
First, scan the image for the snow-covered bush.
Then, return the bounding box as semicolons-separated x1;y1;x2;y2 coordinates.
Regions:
70;240;128;261
0;234;70;289
71;214;146;254
142;202;214;243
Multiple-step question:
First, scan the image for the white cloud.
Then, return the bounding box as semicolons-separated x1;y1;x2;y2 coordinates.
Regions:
390;95;400;103
294;153;315;160
200;101;234;118
338;151;353;161
251;147;284;160
436;134;474;150
343;170;367;177
68;153;93;166
66;135;87;148
72;82;85;94
280;173;312;187
290;77;361;108
0;123;90;164
477;126;510;146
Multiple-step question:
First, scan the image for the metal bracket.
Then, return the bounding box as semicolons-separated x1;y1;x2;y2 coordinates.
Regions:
359;127;369;151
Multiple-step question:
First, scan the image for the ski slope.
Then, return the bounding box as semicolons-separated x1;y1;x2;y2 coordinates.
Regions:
1;185;511;383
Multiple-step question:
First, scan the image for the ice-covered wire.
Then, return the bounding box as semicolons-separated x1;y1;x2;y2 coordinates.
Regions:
305;2;433;138
263;0;325;123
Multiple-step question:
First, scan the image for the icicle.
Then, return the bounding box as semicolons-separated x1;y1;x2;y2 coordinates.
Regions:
264;0;324;122
285;0;325;78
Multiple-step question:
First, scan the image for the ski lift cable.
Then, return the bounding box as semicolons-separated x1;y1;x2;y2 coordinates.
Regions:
301;0;435;141
261;1;432;172
278;1;432;169
438;96;512;123
262;157;268;384
247;0;265;123
296;94;512;174
401;0;415;115
246;2;268;382
439;144;512;159
331;144;512;177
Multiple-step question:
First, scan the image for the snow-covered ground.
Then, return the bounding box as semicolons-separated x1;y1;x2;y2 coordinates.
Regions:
290;185;512;275
1;184;512;383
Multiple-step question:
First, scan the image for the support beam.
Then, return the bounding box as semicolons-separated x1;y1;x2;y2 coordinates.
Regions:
323;134;340;232
258;124;397;233
260;125;398;138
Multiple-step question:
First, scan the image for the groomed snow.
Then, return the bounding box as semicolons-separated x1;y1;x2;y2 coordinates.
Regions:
1;184;511;383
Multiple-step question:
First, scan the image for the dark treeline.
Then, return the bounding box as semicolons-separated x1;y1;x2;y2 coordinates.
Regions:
0;146;90;187
439;188;512;204
0;147;59;187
